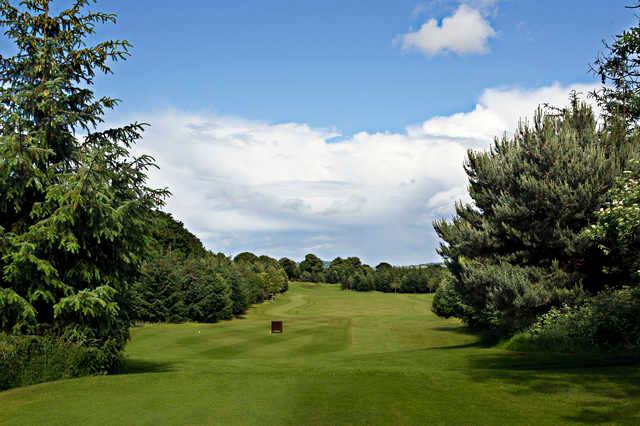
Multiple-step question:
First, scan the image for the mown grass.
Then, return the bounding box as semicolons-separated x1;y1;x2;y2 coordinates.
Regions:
1;282;639;425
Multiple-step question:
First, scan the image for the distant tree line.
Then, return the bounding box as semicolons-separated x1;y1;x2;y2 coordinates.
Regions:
131;212;289;323
277;254;448;293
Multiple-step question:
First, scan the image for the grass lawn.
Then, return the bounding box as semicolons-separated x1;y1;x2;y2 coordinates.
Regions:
1;282;639;425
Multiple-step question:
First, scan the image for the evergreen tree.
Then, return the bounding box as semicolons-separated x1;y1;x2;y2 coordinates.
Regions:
182;258;232;323
434;98;640;334
228;267;251;316
150;211;206;258
592;2;640;126
131;252;186;323
0;0;166;360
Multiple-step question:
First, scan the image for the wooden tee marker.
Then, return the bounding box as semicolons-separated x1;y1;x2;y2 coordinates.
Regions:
271;320;283;334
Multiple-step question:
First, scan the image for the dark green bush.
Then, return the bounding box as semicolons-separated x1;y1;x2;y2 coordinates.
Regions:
507;287;640;352
0;334;118;391
431;279;466;319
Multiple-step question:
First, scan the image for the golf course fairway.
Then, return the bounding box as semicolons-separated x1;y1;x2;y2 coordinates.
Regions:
1;282;639;425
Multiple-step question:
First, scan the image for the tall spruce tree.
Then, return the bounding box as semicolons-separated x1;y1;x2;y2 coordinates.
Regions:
0;0;166;360
434;98;640;334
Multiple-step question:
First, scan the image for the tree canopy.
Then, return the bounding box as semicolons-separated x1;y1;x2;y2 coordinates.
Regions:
0;0;166;362
434;98;640;334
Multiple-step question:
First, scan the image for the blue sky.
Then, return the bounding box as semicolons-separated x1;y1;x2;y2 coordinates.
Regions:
67;1;636;264
96;0;632;134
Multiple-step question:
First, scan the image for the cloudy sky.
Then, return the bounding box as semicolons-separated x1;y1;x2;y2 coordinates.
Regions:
89;0;632;265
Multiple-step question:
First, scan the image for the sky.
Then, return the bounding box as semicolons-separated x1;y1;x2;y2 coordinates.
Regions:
51;0;639;264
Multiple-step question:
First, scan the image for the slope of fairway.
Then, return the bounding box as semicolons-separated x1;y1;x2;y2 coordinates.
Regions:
1;282;639;425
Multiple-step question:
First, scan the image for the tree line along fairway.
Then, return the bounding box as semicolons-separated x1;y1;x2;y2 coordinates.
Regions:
1;282;639;425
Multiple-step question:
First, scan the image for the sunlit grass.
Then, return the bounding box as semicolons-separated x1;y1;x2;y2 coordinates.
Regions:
1;282;639;425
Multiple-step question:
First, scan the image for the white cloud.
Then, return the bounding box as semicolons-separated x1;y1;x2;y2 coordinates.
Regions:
399;4;496;56
134;82;598;265
409;82;600;143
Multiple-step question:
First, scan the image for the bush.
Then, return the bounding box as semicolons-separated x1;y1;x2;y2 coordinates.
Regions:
0;334;118;391
507;287;640;352
431;279;466;319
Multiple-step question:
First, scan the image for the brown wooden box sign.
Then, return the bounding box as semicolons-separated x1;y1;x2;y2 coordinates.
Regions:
271;320;283;334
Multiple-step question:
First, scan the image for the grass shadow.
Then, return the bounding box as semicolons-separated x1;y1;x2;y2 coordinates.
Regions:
466;351;640;424
430;324;501;348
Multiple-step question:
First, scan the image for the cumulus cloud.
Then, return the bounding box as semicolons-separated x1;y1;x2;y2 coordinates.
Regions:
399;4;497;56
134;82;598;265
409;82;600;142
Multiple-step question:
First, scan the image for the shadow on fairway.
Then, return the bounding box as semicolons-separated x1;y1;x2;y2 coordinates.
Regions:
430;324;500;349
115;358;176;375
466;351;640;424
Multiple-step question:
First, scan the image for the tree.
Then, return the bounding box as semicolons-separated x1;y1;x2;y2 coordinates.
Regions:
182;258;232;323
299;253;324;282
150;211;206;258
434;99;640;334
376;262;392;271
278;257;299;280
228;266;251;316
592;3;640;127
131;252;186;323
0;0;166;363
400;269;429;293
233;252;258;264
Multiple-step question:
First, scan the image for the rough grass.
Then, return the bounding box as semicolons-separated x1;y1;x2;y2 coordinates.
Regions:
1;282;639;425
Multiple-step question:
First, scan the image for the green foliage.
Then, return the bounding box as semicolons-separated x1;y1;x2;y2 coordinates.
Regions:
585;159;640;285
508;287;640;352
297;253;448;294
0;332;119;391
592;3;640;126
278;257;299;280
0;0;165;368
299;253;325;282
326;257;361;284
182;258;233;323
131;251;185;322
228;266;251;316
132;218;290;323
149;211;206;258
233;252;259;264
132;252;252;323
337;260;447;294
434;99;640;334
344;268;375;291
431;279;465;319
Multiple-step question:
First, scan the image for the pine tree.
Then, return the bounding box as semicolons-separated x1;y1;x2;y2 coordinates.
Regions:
592;3;640;127
434;98;640;334
0;0;166;361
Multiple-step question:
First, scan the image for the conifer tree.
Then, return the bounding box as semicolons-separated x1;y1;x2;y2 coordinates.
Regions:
0;0;166;361
592;2;640;127
434;98;640;334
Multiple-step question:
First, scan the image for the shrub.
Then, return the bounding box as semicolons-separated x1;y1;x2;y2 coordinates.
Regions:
0;334;118;391
431;279;466;319
507;287;640;352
